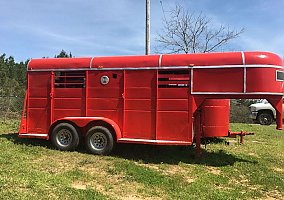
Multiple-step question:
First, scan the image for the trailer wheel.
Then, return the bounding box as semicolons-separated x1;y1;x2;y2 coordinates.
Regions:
51;123;80;151
85;126;114;155
257;112;273;125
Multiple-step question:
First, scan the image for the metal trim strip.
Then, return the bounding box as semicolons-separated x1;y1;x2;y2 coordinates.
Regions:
63;116;113;120
28;64;284;72
158;54;163;67
241;51;247;93
19;134;48;137
118;138;191;144
191;65;284;69
89;57;95;68
241;51;246;65
27;59;32;71
190;68;193;94
190;92;284;95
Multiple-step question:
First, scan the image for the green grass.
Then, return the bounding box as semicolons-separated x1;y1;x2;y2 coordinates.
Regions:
0;120;284;199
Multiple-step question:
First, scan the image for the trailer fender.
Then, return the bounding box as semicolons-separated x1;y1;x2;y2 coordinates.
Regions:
51;117;122;140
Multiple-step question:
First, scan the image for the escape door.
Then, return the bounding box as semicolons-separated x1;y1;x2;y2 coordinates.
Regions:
27;72;51;134
123;70;156;140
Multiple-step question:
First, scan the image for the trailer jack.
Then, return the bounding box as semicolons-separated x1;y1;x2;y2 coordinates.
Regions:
228;130;254;144
195;130;254;158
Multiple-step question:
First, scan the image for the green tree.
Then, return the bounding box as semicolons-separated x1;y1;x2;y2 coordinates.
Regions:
0;50;75;119
0;54;27;119
55;50;73;58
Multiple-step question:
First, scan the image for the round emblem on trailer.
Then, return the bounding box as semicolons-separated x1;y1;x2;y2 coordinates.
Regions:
100;76;109;85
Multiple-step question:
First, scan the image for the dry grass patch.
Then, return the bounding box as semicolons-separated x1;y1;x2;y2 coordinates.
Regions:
206;166;221;175
135;162;160;171
71;181;87;190
272;167;284;173
135;161;197;185
247;152;260;158
89;173;146;199
264;190;284;200
34;154;151;199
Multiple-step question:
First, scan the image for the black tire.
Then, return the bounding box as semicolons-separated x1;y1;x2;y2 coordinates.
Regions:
51;123;80;151
85;126;114;155
257;112;274;125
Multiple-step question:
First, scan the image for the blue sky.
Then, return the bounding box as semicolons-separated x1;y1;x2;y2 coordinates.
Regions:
1;0;284;61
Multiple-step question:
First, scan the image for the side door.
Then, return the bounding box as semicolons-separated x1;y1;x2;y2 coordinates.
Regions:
156;69;191;141
123;70;156;140
27;72;51;134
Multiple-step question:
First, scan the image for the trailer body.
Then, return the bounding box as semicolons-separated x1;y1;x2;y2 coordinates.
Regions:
19;52;284;154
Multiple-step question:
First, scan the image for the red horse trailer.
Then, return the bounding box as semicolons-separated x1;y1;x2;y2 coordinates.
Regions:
19;52;284;155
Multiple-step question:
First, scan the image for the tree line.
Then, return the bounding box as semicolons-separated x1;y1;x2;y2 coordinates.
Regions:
0;50;72;119
0;54;27;119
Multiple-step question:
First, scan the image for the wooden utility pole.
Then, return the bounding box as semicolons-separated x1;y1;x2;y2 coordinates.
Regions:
146;0;150;55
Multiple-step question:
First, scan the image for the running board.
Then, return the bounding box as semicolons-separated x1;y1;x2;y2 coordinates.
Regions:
18;133;49;140
118;138;192;145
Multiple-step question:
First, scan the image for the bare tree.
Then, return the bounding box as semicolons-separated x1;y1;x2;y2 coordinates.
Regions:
156;5;244;54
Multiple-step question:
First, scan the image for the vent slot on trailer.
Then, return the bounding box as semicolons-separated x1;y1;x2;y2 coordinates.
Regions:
54;71;86;88
158;70;190;88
